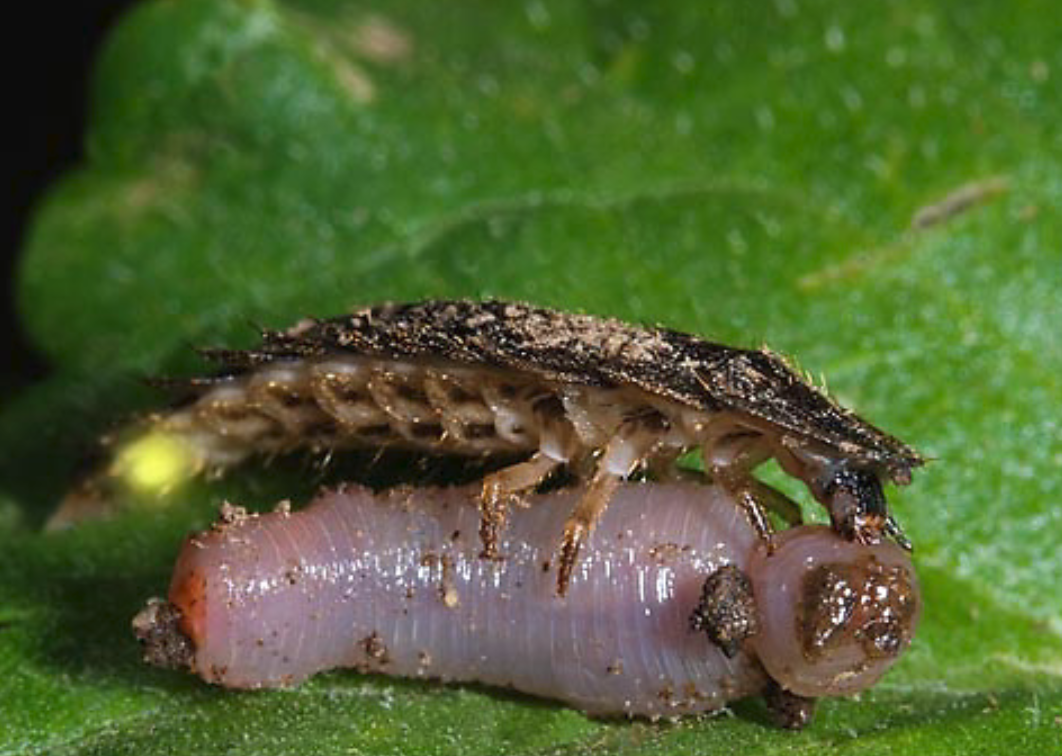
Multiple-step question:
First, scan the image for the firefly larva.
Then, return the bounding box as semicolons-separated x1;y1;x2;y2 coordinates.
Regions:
133;482;921;726
98;300;923;596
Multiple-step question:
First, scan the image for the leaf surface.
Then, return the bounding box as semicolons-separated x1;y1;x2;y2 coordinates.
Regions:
4;1;1062;753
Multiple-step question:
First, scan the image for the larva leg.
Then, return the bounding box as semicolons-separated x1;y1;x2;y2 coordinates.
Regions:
763;679;817;730
476;389;580;559
644;450;707;484
554;412;666;596
555;469;622;596
705;432;802;548
658;466;713;486
778;438;912;552
479;452;563;559
706;433;776;544
747;478;803;527
732;487;776;546
689;564;759;658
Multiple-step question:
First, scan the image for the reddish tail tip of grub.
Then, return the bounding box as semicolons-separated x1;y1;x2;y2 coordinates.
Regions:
168;568;208;648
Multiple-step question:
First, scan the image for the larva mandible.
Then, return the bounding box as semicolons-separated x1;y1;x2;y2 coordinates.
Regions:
133;482;921;726
93;300;923;596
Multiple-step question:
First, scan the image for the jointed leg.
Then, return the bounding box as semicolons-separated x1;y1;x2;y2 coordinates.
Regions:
729;485;777;546
748;478;803;527
479;452;562;559
778;437;913;552
706;432;803;549
555;469;621;596
554;415;663;595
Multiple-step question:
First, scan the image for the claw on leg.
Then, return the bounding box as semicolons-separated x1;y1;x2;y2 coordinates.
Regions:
479;452;561;560
555;470;621;596
884;514;913;552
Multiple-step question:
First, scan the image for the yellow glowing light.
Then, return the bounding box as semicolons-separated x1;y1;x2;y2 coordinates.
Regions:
111;431;200;497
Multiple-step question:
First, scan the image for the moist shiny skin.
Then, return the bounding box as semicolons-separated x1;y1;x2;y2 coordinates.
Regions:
149;483;920;718
749;526;921;698
166;484;766;717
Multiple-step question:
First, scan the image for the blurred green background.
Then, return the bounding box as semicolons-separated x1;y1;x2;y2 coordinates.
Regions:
3;1;1061;753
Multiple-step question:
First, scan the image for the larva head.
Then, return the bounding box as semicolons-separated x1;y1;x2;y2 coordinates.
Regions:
748;526;920;698
781;440;915;552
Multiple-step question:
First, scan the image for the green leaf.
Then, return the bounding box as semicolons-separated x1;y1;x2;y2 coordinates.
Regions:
5;0;1062;753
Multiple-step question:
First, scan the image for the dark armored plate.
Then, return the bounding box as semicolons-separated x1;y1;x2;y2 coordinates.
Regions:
203;300;924;483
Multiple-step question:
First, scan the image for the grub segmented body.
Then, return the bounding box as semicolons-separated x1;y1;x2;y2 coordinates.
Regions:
134;483;921;723
141;300;923;591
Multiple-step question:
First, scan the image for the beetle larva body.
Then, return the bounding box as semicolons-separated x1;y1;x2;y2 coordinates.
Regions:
102;300;924;593
133;482;921;725
159;355;688;469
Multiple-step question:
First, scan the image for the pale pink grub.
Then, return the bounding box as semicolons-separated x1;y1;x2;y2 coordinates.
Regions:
134;483;920;721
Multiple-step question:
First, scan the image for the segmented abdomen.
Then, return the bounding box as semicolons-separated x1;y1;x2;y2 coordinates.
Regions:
160;357;704;470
